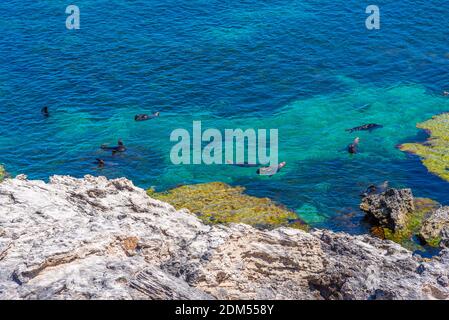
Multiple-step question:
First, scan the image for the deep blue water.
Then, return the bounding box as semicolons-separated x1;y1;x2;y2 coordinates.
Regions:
1;0;449;233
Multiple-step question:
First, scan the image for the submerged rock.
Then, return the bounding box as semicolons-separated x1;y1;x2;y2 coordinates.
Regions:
360;188;415;231
1;175;449;300
399;113;449;182
148;182;307;230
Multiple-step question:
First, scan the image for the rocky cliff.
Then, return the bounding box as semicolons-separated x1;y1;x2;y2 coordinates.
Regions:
1;175;449;300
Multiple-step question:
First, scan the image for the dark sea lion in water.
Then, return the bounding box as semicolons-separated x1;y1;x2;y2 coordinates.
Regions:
347;137;360;154
135;112;160;121
364;185;377;195
41;107;49;117
257;162;286;176
112;139;126;154
361;181;389;197
95;158;105;168
226;160;259;167
346;123;383;133
377;181;389;193
101;139;126;155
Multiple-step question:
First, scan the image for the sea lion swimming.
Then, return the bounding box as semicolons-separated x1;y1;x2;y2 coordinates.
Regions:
257;162;286;176
347;137;360;154
346;123;383;133
377;180;389;193
361;181;389;197
41;107;49;117
95;158;105;168
135;112;160;121
101;139;126;155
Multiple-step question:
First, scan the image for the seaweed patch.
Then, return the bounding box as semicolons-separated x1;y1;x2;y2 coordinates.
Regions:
399;113;449;182
148;182;308;231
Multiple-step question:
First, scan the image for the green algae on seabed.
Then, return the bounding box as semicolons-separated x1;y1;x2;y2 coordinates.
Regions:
400;113;449;182
148;182;308;231
296;204;328;225
370;198;440;250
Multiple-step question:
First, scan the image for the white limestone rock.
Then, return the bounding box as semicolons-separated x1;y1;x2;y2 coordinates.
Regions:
0;175;448;300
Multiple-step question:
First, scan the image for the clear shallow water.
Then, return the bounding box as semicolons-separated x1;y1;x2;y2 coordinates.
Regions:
1;0;449;233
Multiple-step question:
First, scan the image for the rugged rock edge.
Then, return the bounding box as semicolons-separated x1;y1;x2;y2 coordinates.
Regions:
1;175;449;300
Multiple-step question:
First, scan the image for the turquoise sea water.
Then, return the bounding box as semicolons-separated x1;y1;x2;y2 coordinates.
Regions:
1;1;449;233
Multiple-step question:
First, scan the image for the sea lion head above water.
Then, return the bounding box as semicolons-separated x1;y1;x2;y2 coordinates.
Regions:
348;137;360;154
41;107;49;117
115;139;126;153
95;158;105;168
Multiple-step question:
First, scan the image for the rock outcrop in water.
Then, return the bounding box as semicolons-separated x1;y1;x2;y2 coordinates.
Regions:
360;188;415;231
361;187;449;249
420;206;449;247
1;175;449;300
